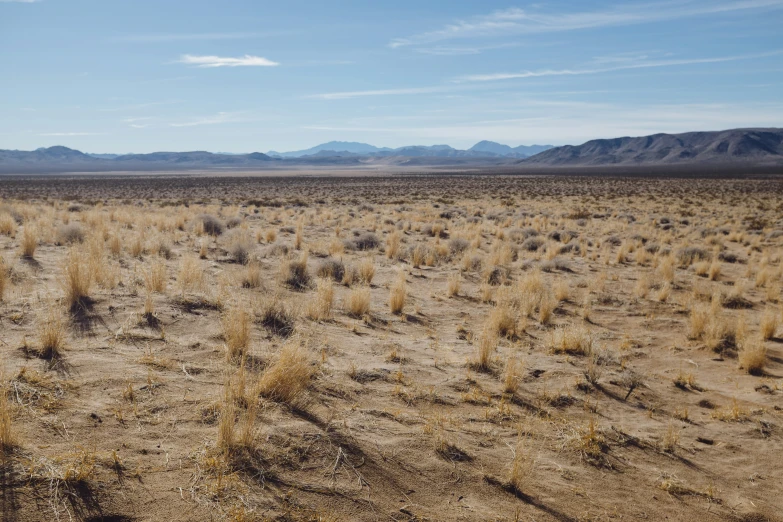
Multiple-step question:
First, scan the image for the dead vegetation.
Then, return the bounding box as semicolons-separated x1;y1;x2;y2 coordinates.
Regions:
0;174;781;521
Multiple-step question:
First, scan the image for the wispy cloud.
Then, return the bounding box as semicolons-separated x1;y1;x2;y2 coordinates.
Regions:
178;54;279;68
39;132;103;136
169;112;245;127
307;86;453;100
116;32;288;43
0;0;40;3
455;50;783;82
390;1;783;48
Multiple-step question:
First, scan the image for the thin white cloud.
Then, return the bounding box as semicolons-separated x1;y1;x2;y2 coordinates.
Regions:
0;0;39;3
39;132;103;136
390;1;783;48
456;50;783;82
178;54;279;68
116;32;288;43
307;86;454;100
169;112;244;127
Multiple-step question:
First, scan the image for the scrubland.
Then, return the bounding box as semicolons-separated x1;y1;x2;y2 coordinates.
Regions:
0;173;782;521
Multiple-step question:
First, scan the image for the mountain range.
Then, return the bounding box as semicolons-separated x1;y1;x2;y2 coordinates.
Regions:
267;140;551;159
1;128;781;173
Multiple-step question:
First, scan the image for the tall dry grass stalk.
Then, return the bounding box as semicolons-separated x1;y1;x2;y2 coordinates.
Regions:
389;272;407;314
20;226;37;258
306;278;334;321
39;307;66;359
346;286;371;317
0;256;7;301
62;248;92;310
0;371;15;453
222;305;250;360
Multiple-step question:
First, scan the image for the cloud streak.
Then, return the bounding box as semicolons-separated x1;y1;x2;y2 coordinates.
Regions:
39;132;103;136
178;54;279;68
307;86;454;100
455;50;783;82
116;32;288;43
390;1;783;48
169;112;245;127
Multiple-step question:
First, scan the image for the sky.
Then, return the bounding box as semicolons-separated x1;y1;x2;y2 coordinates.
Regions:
1;0;782;153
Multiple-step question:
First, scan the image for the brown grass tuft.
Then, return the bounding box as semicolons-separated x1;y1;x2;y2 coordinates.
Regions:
389;272;407;315
256;340;314;407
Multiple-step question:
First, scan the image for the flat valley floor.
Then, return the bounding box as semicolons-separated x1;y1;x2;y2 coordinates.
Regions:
0;172;782;521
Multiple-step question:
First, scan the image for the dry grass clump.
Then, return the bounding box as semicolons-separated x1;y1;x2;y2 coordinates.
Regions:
473;325;498;372
760;309;778;340
242;261;262;289
280;253;311;290
20;226;37;258
222;305;251;360
0;376;15;453
346;286;371;318
38;307;66;359
738;336;767;375
306;278;334;321
0;256;6;301
256;340;314;407
447;273;461;297
547;325;593;355
389;272;407;314
357;257;376;284
503;357;522;394
0;213;17;237
61;248;92;310
144;260;167;293
386;230;401;259
508;441;534;493
178;255;205;293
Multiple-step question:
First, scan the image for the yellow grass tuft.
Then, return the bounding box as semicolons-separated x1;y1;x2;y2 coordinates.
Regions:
256;340;314;407
389;272;407;315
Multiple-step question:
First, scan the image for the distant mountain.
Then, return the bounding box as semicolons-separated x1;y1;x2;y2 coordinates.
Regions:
523;128;783;166
0;146;275;172
113;151;275;166
269;141;391;158
469;141;553;158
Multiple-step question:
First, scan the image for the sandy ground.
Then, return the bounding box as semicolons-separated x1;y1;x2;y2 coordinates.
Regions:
0;173;782;522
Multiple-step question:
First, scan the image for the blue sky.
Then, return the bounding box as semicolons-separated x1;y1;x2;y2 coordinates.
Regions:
1;0;782;153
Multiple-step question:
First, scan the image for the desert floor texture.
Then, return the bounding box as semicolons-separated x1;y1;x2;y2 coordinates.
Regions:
0;173;782;522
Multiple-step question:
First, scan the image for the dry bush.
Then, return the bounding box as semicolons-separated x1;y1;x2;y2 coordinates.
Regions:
708;260;721;280
358;257;376;284
738;336;766;375
196;214;224;236
256;340;314;407
222;305;250;360
228;234;253;265
217;381;236;453
553;279;570;302
280;253;311;290
306;278;334;321
256;295;297;337
447;273;461;297
538;291;556;325
61;249;92;310
389;272;407;314
144;260;167;293
265;228;277;243
688;302;708;340
547;325;593;355
316;258;345;282
39;307;66;359
56;224;84;245
760;309;778;340
346;286;371;317
488;302;518;339
20;226;37;258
